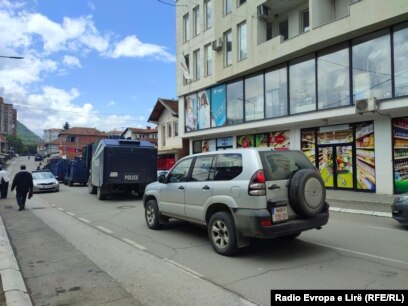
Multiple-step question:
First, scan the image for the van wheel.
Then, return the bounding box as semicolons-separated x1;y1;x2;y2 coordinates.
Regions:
145;199;162;229
208;212;238;256
97;187;106;200
68;180;73;187
289;169;325;218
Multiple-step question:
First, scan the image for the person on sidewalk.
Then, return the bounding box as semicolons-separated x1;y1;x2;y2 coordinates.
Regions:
0;166;10;198
11;165;33;211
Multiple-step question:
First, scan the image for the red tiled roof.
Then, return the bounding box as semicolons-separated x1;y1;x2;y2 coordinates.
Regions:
59;127;106;136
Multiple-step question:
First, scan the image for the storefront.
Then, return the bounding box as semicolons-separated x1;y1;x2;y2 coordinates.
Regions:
302;122;375;191
393;117;408;194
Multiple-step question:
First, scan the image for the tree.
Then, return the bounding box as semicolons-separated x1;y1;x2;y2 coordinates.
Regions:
6;135;24;154
63;122;70;130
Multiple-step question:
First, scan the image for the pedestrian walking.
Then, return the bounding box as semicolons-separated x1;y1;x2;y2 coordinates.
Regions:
0;166;10;198
11;165;33;211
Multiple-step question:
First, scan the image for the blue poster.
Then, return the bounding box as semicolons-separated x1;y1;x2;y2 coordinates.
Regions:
211;85;226;127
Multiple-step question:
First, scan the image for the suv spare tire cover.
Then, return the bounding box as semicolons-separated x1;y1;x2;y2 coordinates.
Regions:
288;169;325;218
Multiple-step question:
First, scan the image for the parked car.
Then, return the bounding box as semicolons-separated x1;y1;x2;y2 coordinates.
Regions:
32;170;60;193
391;194;408;225
143;148;329;256
64;158;88;186
35;155;43;161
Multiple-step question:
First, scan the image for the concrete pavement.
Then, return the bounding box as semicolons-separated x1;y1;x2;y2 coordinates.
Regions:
0;188;397;306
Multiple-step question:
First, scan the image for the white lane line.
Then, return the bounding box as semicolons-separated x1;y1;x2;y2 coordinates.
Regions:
57;208;65;212
50;204;56;208
366;225;406;233
78;217;90;224
164;258;203;279
122;238;147;250
66;212;75;216
305;240;408;266
97;226;113;234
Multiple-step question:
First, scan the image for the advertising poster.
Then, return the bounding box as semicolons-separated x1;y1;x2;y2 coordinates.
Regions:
216;137;233;149
185;94;197;132
393;117;408;194
355;122;375;190
201;139;216;152
237;135;254;148
268;131;290;149
197;90;211;130
211;85;226;127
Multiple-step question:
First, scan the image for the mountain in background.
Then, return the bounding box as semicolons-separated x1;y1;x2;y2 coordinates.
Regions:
16;121;42;145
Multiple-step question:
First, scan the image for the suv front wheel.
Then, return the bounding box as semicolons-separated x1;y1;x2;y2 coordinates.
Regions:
145;199;162;230
208;212;238;256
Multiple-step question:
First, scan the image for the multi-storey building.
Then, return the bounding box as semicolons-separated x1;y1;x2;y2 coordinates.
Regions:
43;128;63;143
0;97;17;136
176;0;408;195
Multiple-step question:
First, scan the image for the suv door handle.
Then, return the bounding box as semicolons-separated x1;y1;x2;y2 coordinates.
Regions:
178;186;185;190
268;184;280;190
202;185;210;190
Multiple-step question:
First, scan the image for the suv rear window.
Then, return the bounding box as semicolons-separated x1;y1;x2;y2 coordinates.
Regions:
260;151;315;181
213;153;242;181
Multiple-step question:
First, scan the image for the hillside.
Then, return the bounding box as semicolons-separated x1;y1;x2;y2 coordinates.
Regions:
16;121;42;145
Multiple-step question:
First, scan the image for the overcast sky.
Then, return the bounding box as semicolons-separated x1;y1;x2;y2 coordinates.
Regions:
0;0;177;137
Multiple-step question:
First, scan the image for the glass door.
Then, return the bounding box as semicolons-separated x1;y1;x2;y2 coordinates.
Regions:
319;147;334;188
335;145;353;189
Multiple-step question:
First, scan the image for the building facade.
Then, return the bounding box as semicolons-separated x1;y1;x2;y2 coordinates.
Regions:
148;98;185;170
121;127;158;147
43;128;63;143
0;97;17;136
176;0;408;195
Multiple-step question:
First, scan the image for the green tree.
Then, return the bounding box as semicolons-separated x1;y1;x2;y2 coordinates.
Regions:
6;135;24;154
63;121;70;130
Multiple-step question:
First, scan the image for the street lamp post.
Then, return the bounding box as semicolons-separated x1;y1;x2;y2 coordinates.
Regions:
0;55;24;59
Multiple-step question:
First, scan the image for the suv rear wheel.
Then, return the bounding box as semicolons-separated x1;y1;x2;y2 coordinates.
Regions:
289;169;325;218
208;212;238;256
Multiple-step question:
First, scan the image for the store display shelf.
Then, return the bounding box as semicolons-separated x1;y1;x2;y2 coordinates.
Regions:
357;156;375;166
395;165;408;171
394;156;408;160
394;147;408;149
394;136;408;140
394;125;408;131
356;147;374;150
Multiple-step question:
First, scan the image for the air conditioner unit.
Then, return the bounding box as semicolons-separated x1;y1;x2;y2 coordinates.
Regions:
211;38;223;51
355;97;378;114
257;4;270;18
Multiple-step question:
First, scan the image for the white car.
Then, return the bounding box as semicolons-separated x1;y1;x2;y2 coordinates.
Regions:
32;170;60;193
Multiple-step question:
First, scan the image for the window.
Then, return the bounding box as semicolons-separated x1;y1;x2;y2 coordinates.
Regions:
224;0;232;15
352;29;391;101
289;55;316;114
213;154;243;181
224;30;232;66
318;45;350;109
193;6;200;36
191;156;215;181
204;44;212;77
301;9;310;33
167;123;172;138
204;0;213;30
279;19;288;41
393;23;408;97
183;54;190;85
227;80;244;125
265;66;288;118
245;74;264;121
183;13;190;42
238;0;246;6
238;22;247;61
193;49;200;81
161;125;166;146
168;158;193;183
174;121;178;137
66;136;75;142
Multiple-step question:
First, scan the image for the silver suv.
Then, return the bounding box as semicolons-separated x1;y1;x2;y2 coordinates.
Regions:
143;148;329;256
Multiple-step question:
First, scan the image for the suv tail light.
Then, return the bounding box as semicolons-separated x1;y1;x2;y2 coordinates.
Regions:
248;170;266;196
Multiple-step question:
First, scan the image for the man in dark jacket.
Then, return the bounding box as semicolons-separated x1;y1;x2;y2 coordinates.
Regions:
11;165;33;211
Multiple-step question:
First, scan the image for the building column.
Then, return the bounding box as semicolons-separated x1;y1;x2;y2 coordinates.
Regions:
374;115;393;194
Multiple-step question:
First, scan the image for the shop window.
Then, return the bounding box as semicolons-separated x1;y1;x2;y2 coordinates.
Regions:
244;74;264;121
352;29;391;102
318;45;351;109
393;23;408;97
393;117;408;194
185;94;198;132
227;80;244;125
197;90;210;129
265;66;288;118
289;55;316;114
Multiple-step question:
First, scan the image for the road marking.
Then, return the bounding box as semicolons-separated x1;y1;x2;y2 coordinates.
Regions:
78;218;90;224
66;212;75;216
50;204;56;208
305;240;408;266
366;225;406;233
57;208;65;212
122;238;147;250
97;226;113;234
164;258;203;279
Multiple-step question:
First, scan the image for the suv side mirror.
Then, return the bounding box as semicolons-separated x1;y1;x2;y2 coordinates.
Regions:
158;175;166;183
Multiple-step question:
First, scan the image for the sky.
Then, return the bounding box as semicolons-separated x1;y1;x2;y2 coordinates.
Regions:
0;0;177;137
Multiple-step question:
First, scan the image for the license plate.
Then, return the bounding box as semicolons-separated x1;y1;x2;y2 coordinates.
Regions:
271;206;288;222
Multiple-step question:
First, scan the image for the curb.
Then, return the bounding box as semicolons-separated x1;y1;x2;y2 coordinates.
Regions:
329;207;392;218
0;216;32;306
